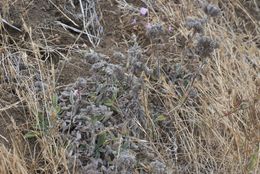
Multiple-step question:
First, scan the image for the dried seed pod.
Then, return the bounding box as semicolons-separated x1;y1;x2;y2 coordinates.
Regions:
84;50;109;64
185;17;207;34
34;81;47;92
117;151;136;172
113;51;126;62
146;23;164;38
195;36;219;57
74;77;87;89
203;3;221;17
150;160;166;174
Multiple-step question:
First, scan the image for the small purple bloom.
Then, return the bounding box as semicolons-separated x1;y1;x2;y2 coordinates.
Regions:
145;23;152;29
131;18;137;25
168;26;173;32
140;7;148;16
73;89;81;99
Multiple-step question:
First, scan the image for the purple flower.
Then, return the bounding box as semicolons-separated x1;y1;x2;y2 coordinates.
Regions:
140;7;148;16
131;18;137;25
145;23;152;29
168;26;173;32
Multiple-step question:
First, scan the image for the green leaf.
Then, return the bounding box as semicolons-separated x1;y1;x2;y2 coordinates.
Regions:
121;141;130;151
37;112;49;131
69;91;75;104
104;99;114;107
24;131;40;139
55;105;61;114
52;93;59;107
89;93;97;102
155;114;167;122
96;132;107;147
95;149;101;158
247;152;258;172
96;115;105;122
79;144;87;151
94;132;107;158
91;115;105;124
184;79;189;88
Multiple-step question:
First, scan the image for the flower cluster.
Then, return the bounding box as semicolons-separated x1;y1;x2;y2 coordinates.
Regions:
185;2;221;58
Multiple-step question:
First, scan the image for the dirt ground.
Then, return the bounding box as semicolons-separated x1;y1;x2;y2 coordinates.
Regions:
0;0;156;143
0;0;120;145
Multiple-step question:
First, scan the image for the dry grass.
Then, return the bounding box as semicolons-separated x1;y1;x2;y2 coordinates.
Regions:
0;0;259;173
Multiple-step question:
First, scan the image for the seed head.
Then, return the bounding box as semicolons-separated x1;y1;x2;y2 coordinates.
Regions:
195;36;219;57
185;17;206;34
203;3;221;17
146;23;164;38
